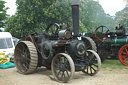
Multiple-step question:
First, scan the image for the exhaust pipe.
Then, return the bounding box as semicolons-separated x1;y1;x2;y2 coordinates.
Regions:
70;0;80;36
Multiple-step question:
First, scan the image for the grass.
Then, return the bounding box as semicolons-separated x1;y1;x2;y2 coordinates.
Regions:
101;59;128;69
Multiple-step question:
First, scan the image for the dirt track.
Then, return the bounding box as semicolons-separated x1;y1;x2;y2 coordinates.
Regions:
0;67;128;85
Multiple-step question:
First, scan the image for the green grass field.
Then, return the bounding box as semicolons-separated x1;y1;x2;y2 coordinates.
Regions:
101;59;128;69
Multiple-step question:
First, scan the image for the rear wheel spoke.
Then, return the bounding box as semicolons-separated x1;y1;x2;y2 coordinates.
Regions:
17;48;24;54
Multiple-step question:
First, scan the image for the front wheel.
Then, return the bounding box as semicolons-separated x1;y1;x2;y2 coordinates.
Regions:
119;45;128;66
51;53;75;83
83;50;101;76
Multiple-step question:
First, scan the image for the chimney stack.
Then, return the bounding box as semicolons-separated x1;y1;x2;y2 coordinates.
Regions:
69;0;80;36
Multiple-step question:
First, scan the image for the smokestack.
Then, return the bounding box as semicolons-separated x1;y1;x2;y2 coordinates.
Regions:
69;0;80;36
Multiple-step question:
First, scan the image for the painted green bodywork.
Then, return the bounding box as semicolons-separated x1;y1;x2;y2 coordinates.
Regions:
85;26;128;59
104;36;128;49
105;36;127;47
86;32;128;49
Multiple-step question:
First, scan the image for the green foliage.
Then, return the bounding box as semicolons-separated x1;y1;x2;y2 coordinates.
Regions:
80;21;87;32
6;0;72;38
115;6;128;31
80;0;115;32
0;29;2;32
5;15;23;38
5;0;116;39
0;0;8;28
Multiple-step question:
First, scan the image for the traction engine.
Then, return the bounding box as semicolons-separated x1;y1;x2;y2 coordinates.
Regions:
86;25;128;66
14;0;101;82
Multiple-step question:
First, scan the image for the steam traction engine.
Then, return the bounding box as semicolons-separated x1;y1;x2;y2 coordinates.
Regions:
86;25;128;66
14;0;101;82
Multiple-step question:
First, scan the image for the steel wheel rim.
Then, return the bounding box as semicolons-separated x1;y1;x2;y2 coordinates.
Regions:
15;42;30;73
14;41;38;74
83;50;101;76
51;53;75;83
119;45;128;66
82;36;97;52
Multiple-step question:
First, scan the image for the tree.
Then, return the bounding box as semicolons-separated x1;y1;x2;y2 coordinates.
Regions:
6;0;72;38
5;15;23;38
80;0;115;32
0;29;2;32
115;6;128;31
0;0;8;28
5;0;116;38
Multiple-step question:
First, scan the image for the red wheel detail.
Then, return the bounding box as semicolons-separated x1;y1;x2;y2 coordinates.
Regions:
121;55;127;57
93;31;110;42
122;51;127;54
119;45;128;66
125;48;128;52
95;31;98;33
102;33;106;37
124;58;128;62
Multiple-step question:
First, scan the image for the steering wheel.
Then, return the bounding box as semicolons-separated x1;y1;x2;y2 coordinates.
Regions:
93;26;110;41
46;23;61;35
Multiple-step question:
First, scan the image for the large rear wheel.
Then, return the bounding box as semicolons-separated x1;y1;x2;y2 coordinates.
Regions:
14;41;38;74
119;45;128;66
82;36;97;52
51;53;75;83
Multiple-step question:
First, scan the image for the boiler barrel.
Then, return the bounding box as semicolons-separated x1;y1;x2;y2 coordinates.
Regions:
106;36;128;47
